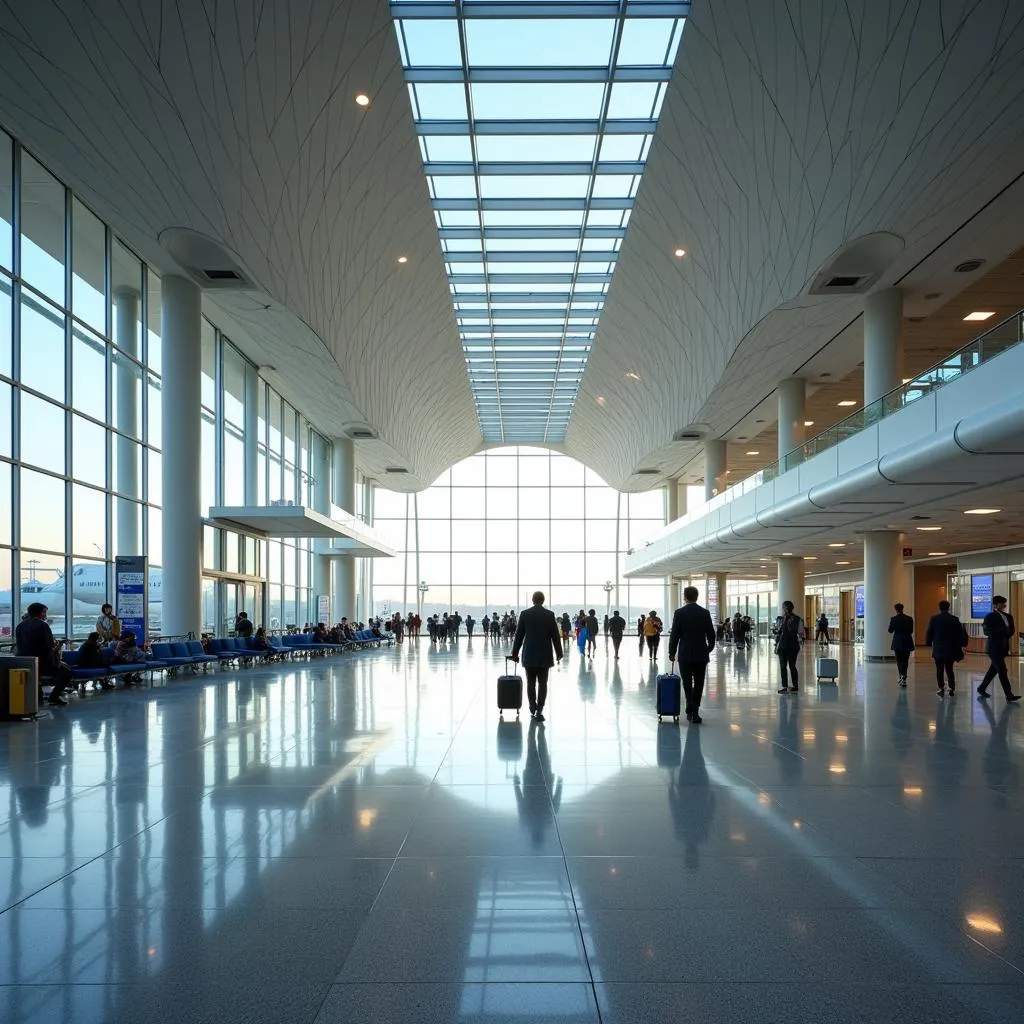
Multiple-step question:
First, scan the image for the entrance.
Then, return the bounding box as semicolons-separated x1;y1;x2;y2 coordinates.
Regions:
201;574;265;637
1013;580;1024;657
840;590;854;644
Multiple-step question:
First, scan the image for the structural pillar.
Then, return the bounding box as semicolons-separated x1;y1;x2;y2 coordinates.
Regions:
777;377;806;463
863;288;903;406
331;437;357;618
703;440;727;502
243;362;259;504
776;556;804;619
666;478;680;523
361;478;375;621
312;434;332;621
712;571;728;620
115;287;140;555
863;531;903;660
161;276;203;636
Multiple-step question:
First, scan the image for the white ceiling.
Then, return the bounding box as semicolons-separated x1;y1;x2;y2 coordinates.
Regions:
1;1;1023;492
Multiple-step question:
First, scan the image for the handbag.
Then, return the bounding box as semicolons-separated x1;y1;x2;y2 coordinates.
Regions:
954;648;965;662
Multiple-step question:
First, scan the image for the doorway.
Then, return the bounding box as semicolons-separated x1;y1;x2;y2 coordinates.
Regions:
202;575;265;637
1012;580;1024;657
840;590;853;644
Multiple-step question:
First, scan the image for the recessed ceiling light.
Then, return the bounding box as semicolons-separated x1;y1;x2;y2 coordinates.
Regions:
902;377;912;384
781;552;794;556
595;395;606;405
836;561;850;565
962;311;996;321
673;248;686;258
837;400;858;407
745;450;759;456
803;420;814;427
828;543;845;548
355;93;371;107
964;508;1001;515
916;526;942;532
804;556;818;561
397;255;408;264
624;370;642;381
927;552;947;556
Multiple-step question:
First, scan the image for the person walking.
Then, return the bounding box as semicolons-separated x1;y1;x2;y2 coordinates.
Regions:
668;586;717;724
643;610;663;662
925;600;969;697
637;615;646;656
607;609;626;659
887;603;915;686
510;591;563;722
977;595;1021;702
465;614;475;639
814;612;830;646
585;609;599;658
775;600;805;693
95;603;121;643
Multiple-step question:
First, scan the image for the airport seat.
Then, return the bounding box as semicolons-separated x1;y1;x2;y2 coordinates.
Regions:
61;650;112;683
186;641;219;668
208;638;241;665
152;642;193;672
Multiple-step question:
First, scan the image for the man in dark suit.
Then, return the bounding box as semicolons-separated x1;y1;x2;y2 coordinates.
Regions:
887;603;915;687
978;595;1021;702
511;591;563;722
667;586;717;724
925;600;969;697
607;609;626;660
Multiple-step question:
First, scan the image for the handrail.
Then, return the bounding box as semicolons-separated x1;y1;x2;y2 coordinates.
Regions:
666;308;1024;531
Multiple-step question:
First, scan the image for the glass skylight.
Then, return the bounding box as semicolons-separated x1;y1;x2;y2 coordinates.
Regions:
392;0;688;443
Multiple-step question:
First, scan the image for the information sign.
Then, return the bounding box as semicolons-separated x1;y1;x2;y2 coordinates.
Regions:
115;555;148;640
971;574;993;619
854;584;865;619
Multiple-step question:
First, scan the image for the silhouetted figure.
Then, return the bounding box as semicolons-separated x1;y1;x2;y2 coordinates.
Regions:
514;719;562;848
667;726;715;868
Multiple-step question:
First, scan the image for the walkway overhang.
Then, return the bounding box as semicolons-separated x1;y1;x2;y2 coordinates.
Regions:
208;506;396;558
625;344;1024;578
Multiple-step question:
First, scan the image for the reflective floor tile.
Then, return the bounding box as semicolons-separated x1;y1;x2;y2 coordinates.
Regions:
314;983;600;1023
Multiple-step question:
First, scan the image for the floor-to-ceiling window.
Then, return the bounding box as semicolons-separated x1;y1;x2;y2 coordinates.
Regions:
371;446;666;624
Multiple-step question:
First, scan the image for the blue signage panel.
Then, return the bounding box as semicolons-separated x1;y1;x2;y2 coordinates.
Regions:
115;555;148;641
854;585;865;619
971;574;993;619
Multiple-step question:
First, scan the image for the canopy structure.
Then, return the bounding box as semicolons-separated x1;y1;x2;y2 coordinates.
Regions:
207;506;396;557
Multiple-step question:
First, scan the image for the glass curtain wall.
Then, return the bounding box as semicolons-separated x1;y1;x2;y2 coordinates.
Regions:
371;446;666;624
0;126;324;638
0;131;162;638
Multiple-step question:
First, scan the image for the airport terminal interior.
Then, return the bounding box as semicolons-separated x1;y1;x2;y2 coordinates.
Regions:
1;0;1024;1021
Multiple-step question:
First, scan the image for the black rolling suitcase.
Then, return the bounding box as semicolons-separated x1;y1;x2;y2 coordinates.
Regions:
656;671;681;721
498;657;523;718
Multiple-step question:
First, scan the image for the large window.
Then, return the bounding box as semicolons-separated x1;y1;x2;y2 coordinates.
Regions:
372;447;666;624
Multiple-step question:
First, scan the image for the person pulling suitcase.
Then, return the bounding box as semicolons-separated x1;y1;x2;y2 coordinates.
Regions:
510;591;563;722
668;586;717;723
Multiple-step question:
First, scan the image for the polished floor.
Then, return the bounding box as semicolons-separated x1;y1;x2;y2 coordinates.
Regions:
1;635;1023;1023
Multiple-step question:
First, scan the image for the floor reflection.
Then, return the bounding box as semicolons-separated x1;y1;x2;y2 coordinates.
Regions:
0;642;1022;1022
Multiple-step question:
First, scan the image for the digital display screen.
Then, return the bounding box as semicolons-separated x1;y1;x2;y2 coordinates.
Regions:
971;574;993;618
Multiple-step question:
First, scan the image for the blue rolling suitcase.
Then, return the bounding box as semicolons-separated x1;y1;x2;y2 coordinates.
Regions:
497;657;523;718
656;672;681;721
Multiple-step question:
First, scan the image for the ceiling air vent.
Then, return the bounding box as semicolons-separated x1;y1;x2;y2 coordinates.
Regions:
203;268;242;282
673;423;708;441
954;259;985;274
346;426;378;440
635;468;659;476
385;466;409;474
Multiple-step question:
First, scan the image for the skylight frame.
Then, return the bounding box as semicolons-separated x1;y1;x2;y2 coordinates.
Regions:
394;0;688;442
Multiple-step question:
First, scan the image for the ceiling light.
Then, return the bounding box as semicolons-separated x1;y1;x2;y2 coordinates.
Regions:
781;552;794;556
355;93;371;107
803;420;814;427
828;543;845;548
902;377;912;384
745;450;759;456
964;508;1001;515
624;371;641;381
927;552;947;556
837;400;858;407
962;311;996;321
965;914;1003;935
804;556;818;560
903;786;923;796
595;395;606;405
828;764;846;774
673;248;686;258
835;561;850;565
916;526;942;531
397;256;408;264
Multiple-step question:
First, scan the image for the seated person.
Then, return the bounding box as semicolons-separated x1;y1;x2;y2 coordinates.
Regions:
313;622;329;643
113;631;146;684
15;602;73;706
77;632;115;690
252;627;270;651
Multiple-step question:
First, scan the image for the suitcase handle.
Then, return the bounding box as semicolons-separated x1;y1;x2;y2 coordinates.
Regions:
505;656;516;670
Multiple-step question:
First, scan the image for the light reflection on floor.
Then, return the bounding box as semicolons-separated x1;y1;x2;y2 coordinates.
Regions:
1;637;1023;1022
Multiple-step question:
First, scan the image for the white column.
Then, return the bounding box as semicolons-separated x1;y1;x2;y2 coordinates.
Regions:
776;556;804;619
864;288;903;406
666;479;679;523
703;440;727;502
312;434;332;620
712;571;728;619
777;377;806;462
243;363;259;504
331;437;356;618
863;531;903;660
161;276;203;636
115;287;140;554
362;479;375;621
